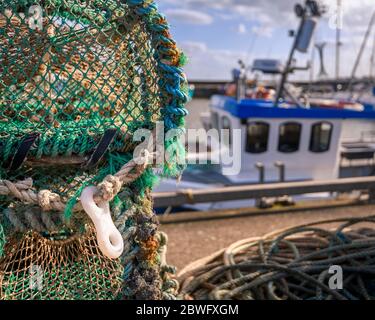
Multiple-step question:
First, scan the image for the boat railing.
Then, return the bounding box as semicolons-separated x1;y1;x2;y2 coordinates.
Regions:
153;176;375;209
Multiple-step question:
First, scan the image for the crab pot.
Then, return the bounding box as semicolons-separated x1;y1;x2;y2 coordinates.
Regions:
0;0;188;300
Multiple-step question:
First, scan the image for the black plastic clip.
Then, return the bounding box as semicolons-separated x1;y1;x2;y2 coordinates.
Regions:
8;133;40;171
84;129;117;169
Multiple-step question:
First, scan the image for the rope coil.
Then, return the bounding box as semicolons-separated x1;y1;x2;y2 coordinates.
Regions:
178;216;375;300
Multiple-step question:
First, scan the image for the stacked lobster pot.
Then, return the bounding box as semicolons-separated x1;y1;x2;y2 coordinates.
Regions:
0;0;188;300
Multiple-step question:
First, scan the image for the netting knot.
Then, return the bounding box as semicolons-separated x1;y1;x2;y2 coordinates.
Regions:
38;189;61;212
98;175;122;202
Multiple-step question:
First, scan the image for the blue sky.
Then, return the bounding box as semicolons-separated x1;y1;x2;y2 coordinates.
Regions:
158;0;375;81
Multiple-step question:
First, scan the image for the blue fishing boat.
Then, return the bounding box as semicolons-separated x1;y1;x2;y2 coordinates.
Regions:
155;0;375;211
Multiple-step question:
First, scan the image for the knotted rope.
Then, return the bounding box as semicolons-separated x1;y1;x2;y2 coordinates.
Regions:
0;150;155;212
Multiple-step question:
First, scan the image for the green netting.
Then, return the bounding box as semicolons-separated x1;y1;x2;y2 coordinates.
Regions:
0;227;123;300
0;0;187;300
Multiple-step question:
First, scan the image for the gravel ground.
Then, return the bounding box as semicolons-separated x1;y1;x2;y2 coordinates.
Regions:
160;205;375;270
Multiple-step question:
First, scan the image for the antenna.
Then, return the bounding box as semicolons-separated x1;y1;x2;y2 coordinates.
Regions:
315;42;328;78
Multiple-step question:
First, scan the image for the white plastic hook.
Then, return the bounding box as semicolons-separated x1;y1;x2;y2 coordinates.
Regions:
80;186;124;259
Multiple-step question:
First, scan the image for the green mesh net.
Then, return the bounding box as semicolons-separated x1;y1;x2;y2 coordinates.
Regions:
0;0;187;300
1;226;124;300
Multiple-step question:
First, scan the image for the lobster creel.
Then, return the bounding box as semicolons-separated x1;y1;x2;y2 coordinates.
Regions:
0;0;188;300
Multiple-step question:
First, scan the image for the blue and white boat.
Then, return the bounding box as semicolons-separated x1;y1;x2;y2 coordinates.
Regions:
203;95;375;183
154;0;375;211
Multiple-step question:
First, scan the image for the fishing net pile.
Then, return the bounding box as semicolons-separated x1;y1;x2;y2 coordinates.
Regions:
0;0;188;300
178;216;375;300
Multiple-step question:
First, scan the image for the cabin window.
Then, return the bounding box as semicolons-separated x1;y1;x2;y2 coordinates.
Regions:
221;116;232;145
246;122;270;153
309;122;333;153
278;122;301;153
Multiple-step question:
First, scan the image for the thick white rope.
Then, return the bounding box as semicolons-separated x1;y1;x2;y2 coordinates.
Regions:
0;150;155;212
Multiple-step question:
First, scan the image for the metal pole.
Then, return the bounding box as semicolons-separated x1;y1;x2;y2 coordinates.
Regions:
153;176;375;208
274;17;305;107
235;60;246;101
255;163;265;184
335;0;342;79
309;33;316;84
370;33;375;79
348;10;375;97
315;42;328;78
275;161;285;182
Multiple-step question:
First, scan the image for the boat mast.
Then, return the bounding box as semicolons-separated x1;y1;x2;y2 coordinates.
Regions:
370;33;375;80
274;0;324;107
315;42;328;78
348;10;375;96
335;0;342;79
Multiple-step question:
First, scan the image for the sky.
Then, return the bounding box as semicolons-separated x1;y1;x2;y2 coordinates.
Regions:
158;0;375;81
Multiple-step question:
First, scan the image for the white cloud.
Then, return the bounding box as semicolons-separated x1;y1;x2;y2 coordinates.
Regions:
180;41;246;80
181;41;208;53
251;25;274;38
164;8;213;25
161;0;298;26
237;23;247;34
162;0;375;34
160;0;375;79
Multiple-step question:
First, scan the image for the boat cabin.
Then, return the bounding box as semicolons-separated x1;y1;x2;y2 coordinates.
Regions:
207;95;375;184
